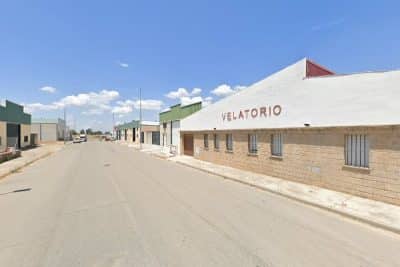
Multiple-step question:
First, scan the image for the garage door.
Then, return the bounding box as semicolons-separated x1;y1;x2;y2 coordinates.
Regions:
183;134;194;156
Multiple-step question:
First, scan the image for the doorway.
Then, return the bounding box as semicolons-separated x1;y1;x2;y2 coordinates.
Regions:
183;134;194;156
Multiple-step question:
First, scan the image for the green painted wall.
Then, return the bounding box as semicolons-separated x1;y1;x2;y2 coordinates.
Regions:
0;100;31;124
159;102;202;123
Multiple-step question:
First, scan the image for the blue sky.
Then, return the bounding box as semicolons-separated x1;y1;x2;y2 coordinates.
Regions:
1;0;399;131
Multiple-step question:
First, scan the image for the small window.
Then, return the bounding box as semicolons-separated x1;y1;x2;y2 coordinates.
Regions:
24;136;28;142
226;133;233;151
345;134;369;168
248;134;257;154
213;134;219;150
204;134;209;149
271;133;283;156
163;123;167;129
0;136;2;145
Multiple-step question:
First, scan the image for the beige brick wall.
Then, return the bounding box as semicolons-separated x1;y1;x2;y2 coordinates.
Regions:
20;124;31;148
0;121;6;151
182;126;400;206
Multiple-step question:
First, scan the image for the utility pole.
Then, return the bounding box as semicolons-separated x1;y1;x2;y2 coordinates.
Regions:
139;88;142;150
63;107;66;144
112;112;115;137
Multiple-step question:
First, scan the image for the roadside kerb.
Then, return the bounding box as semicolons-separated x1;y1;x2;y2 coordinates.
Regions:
0;144;64;180
168;156;400;235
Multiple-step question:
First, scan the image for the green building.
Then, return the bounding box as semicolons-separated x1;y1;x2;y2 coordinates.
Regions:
159;102;202;152
0;100;32;150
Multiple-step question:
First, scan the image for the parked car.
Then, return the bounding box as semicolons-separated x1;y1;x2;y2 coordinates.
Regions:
80;134;87;142
73;137;81;143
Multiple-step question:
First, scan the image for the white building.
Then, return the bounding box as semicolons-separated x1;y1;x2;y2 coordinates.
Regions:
31;118;67;142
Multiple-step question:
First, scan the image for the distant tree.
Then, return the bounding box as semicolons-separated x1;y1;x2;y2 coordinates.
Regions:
104;131;111;135
80;129;85;134
86;128;93;135
70;129;78;135
93;130;103;135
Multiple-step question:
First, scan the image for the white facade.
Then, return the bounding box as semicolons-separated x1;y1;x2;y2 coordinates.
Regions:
181;58;400;131
32;118;66;142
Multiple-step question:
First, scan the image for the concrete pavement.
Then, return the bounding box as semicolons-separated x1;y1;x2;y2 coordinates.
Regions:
169;155;400;234
0;142;64;179
0;141;399;266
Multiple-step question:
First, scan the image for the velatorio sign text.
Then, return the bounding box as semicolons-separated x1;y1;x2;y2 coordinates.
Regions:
222;105;282;122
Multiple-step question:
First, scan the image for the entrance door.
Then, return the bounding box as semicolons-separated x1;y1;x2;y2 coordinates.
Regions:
132;128;136;142
7;123;20;148
152;131;160;145
183;134;194;156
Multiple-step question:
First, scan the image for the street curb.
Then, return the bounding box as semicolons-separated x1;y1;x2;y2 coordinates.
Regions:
172;160;400;235
0;147;62;181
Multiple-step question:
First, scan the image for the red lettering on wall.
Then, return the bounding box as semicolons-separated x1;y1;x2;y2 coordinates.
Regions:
260;107;267;117
273;105;282;116
251;108;258;118
222;105;282;122
244;109;250;119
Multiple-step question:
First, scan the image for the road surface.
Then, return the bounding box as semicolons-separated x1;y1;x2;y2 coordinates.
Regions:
0;141;399;266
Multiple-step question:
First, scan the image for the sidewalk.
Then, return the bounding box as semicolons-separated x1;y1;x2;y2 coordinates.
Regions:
0;142;64;179
169;155;400;234
118;141;174;158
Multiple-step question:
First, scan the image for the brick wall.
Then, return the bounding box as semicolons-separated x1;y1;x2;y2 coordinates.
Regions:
183;126;400;206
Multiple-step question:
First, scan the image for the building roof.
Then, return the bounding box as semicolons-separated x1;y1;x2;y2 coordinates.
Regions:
141;121;159;126
32;118;63;124
0;100;31;125
159;102;202;123
115;120;159;130
181;58;400;131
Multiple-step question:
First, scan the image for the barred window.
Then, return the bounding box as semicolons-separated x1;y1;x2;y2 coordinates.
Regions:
345;134;369;168
226;133;233;151
204;134;209;149
248;134;257;154
214;134;219;149
271;133;283;156
24;136;28;142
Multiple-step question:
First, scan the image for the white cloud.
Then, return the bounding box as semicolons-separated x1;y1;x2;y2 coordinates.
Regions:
165;86;214;107
82;109;107;115
26;89;119;114
40;86;57;93
165;87;203;99
211;84;246;97
112;99;164;114
181;96;212;107
166;88;190;99
191;88;202;96
211;84;234;97
118;61;129;68
112;105;133;114
180;96;202;106
203;96;213;106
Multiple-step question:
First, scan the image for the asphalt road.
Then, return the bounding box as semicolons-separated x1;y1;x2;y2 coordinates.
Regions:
0;141;399;267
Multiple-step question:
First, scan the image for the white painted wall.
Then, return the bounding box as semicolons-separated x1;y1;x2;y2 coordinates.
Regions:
181;58;400;131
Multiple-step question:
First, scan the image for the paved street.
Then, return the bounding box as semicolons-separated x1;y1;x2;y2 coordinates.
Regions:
0;141;399;267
